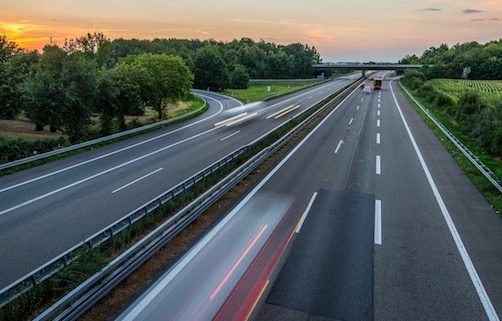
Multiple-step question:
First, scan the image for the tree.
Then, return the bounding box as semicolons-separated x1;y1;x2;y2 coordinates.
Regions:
124;53;193;119
25;46;98;142
283;43;317;78
25;45;67;131
193;46;230;91
97;63;145;134
230;64;250;89
60;52;98;142
0;36;28;119
267;50;294;79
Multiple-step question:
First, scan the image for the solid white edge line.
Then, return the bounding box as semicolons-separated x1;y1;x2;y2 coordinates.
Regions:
375;199;382;245
376;155;381;175
390;79;499;321
120;80;360;321
112;168;163;193
0;126;222;217
0;95;225;194
296;192;318;233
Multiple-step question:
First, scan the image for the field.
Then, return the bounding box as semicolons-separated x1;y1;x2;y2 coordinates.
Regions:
223;80;322;103
429;79;502;105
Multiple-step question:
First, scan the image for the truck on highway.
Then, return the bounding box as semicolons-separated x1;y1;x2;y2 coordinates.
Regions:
373;78;383;90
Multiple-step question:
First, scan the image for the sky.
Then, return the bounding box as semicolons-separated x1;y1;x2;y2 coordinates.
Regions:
1;0;501;62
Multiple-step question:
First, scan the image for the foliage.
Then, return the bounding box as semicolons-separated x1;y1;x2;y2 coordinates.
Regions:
24;45;68;132
23;46;98;143
230;64;250;89
0;36;34;119
471;102;502;156
97;63;145;134
107;37;321;79
0;137;68;163
402;72;502;157
122;53;193;119
192;46;230;91
1;33;320;150
399;39;502;80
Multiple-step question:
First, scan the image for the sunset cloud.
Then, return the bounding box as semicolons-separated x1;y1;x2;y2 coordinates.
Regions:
463;9;483;14
470;17;499;21
2;0;502;61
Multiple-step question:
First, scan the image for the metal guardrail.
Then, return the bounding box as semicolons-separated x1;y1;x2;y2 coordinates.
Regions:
399;82;502;193
0;97;208;171
0;146;247;309
0;79;360;318
32;80;361;321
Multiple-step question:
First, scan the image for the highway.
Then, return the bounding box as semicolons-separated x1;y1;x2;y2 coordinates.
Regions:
117;75;502;320
0;77;354;289
258;77;502;321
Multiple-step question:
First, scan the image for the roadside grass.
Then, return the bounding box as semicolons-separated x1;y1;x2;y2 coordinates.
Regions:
0;117;66;142
223;80;322;102
399;82;502;215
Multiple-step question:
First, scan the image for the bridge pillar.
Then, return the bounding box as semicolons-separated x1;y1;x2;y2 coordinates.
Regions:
362;69;366;77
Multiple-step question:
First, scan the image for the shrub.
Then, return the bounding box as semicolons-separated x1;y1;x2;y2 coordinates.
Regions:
433;92;454;109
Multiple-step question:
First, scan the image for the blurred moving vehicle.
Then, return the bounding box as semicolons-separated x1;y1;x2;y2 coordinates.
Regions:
372;78;383;90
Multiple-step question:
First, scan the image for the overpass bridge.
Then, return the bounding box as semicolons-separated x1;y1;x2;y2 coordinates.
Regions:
313;63;426;77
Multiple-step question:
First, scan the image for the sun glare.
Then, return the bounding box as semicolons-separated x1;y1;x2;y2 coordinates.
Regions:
0;21;48;50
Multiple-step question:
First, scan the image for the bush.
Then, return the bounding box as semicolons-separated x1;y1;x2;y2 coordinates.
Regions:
433;92;454;109
456;91;486;123
0;137;68;164
402;70;427;89
471;103;502;157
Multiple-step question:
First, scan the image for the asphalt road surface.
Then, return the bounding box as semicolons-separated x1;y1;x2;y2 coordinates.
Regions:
117;75;502;320
257;77;502;321
0;77;354;289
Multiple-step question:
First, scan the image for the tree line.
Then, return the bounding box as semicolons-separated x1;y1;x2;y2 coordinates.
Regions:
0;33;322;144
398;39;502;157
399;39;502;80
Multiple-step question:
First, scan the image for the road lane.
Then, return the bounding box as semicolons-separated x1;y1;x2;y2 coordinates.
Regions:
116;74;502;320
373;79;502;320
258;76;501;320
116;80;363;321
0;77;354;289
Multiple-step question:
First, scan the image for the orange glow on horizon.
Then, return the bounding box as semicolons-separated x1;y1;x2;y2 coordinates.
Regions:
2;0;502;62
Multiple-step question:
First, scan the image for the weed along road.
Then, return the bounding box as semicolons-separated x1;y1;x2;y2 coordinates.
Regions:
0;77;355;290
113;76;502;320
